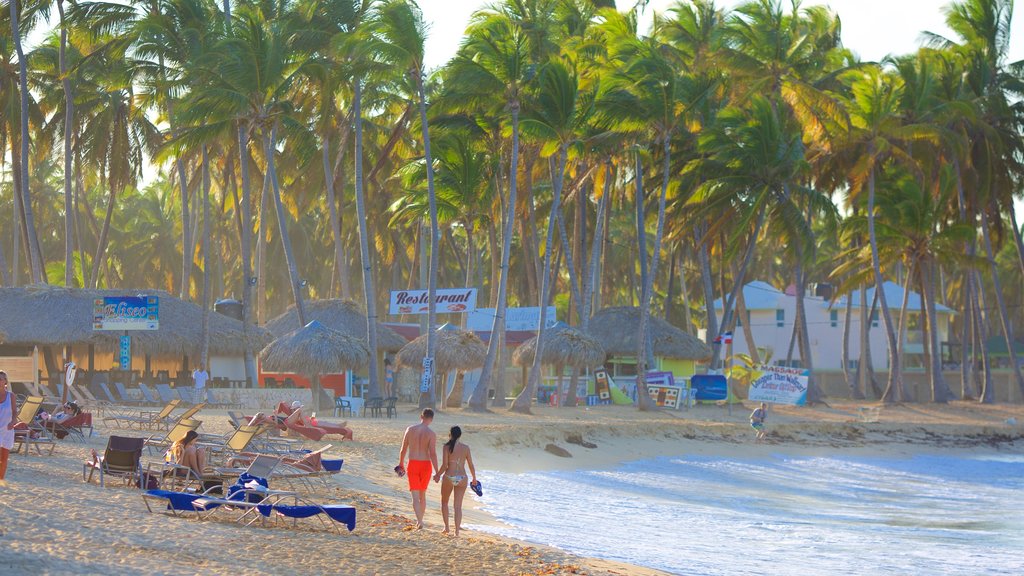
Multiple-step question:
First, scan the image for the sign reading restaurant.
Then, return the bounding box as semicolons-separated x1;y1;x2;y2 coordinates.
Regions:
93;295;160;330
389;288;478;315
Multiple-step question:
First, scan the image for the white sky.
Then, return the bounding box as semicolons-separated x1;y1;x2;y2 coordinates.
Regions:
419;0;1024;220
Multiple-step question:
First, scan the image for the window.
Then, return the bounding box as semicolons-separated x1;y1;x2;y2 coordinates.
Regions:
735;311;750;327
871;310;879;328
776;309;785;327
830;310;839;328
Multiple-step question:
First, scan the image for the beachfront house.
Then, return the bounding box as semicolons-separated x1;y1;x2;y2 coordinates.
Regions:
712;281;954;371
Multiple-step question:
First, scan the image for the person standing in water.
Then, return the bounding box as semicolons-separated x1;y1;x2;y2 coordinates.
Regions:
750;402;768;441
433;425;477;536
397;408;437;529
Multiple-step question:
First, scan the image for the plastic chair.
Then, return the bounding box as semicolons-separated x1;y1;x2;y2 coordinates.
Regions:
384;397;398;419
334;397;352;418
366;397;384;418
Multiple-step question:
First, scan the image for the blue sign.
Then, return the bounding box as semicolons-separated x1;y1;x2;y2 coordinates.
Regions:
93;296;159;330
119;335;131;370
691;374;728;401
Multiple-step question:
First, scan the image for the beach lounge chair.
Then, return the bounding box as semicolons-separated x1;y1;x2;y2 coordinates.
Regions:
103;399;181;430
43;412;94;441
114;382;150;406
73;385;114;417
144;418;202;454
200;425;264;464
83;435;144;487
206;388;238;409
11;396;57;456
155;384;178;404
138;383;162;405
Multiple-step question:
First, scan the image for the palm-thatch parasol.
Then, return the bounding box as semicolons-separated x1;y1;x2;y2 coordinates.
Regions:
0;285;272;358
512;322;605;407
265;299;407;352
259;320;371;411
396;323;486;408
589;307;710;360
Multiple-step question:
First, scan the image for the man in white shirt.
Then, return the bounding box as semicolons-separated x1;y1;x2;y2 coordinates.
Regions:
192;364;210;400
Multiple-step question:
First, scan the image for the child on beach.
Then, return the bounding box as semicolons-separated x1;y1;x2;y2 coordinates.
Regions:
750;402;768;441
433;425;477;537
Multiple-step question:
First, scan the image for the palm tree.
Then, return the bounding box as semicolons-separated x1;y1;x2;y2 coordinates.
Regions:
511;60;587;414
9;0;44;283
450;11;530;412
825;67;938;402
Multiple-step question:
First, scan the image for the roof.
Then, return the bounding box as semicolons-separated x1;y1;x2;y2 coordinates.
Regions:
265;299;408;352
259;320;370;374
588;307;710;360
712;281;787;311
511;323;605;368
0;285;272;357
838;281;953;313
395;324;487;373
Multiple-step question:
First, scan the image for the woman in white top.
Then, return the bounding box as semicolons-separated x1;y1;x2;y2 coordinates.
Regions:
0;370;20;483
433;425;477;536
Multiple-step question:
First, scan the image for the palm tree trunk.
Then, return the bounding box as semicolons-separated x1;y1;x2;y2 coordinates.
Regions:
960;275;977;401
417;72;440;410
513;146;568;414
469;102;520;411
555;190;583;316
256;166;271;325
90;173;118;289
200;145;212;366
921;258;953;402
59;0;74;287
1010;202;1024;282
10;0;43;283
581;162;611;330
697;221;717;346
634;149;648;299
635;136;673;411
894;266;912;400
979;208;1024;395
264;127;307;327
353;80;381;400
323;136;350;302
843;287;861;398
177;157;191;299
710;208;766;369
867;165;903;402
488;218;500;307
734;268;760;364
971;268;994;403
237;125;258;388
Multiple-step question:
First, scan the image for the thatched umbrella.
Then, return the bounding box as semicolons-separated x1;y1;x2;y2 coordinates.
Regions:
512;322;605;407
396;323;486;408
589;307;710;360
259;320;371;411
265;299;407;352
0;285;272;366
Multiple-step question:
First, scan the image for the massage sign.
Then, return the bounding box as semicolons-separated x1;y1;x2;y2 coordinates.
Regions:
389;288;478;315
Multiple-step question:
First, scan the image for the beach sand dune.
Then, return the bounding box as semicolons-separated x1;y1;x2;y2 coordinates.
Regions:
1;400;1021;576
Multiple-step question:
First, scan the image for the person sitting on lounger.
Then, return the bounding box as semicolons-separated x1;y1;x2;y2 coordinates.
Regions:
168;430;208;477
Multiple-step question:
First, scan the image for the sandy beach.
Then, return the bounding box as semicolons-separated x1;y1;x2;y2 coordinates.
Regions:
2;400;1022;576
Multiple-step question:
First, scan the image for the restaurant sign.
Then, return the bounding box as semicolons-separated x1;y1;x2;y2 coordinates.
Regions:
389;288;478;315
93;295;159;331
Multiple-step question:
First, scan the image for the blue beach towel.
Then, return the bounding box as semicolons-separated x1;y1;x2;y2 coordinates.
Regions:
256;504;356;531
145;489;213;512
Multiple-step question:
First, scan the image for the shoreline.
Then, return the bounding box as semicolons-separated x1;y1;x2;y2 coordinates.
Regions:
1;401;1021;576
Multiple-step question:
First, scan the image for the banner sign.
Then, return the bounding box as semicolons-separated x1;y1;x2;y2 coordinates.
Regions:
93;296;159;330
594;368;611;400
465;306;557;332
647;385;682;409
691;374;728;401
420;357;434;393
748;365;809;405
389;288;478;315
119;336;131;370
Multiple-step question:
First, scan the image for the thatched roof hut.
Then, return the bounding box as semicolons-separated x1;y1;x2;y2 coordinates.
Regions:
259;320;370;375
589;307;710;360
512;322;605;369
396;323;487;374
265;299;407;352
0;285;272;357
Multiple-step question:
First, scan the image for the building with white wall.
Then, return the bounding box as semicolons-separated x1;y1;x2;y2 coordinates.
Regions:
712;281;954;371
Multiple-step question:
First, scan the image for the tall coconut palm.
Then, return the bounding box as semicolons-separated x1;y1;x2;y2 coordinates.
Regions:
9;0;44;283
511;60;586;414
450;11;530;412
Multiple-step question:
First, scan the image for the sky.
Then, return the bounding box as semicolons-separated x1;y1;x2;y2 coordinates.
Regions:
418;0;1024;220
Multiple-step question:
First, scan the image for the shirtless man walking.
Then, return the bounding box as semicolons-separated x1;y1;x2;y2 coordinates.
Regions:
397;408;437;529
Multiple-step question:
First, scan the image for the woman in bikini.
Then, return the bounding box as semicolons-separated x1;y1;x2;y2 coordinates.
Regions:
433;425;477;536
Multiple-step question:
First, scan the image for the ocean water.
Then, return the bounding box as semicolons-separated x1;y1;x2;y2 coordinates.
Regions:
467;453;1024;575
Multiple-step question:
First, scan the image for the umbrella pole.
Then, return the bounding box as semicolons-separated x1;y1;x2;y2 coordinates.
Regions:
311;373;322;412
